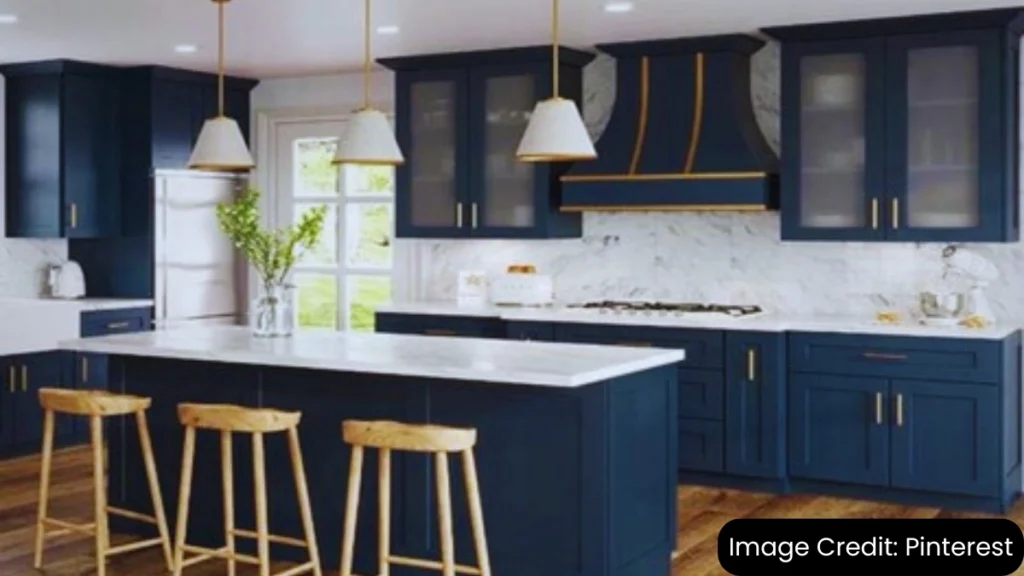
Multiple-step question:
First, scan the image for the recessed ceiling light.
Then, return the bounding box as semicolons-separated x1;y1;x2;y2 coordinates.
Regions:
0;14;18;24
604;2;634;13
376;25;400;35
174;44;198;54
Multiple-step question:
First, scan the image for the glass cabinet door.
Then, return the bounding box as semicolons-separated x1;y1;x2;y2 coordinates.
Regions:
886;32;1000;241
782;40;886;240
396;70;468;237
469;67;540;236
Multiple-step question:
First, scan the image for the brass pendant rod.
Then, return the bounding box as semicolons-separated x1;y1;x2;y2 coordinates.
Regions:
217;0;225;117
363;0;372;109
551;0;559;98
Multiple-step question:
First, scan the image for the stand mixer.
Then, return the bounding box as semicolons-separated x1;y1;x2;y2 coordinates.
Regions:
939;245;998;325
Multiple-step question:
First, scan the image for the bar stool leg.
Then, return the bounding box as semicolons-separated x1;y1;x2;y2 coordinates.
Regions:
90;416;110;576
435;453;456;576
462;449;492;576
171;426;197;576
137;410;174;571
32;409;56;570
339;445;364;576
378;448;391;576
286;427;323;576
252;432;271;576
221;431;236;576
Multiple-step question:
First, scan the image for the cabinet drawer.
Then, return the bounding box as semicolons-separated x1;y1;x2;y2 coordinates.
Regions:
81;308;152;338
789;332;1002;383
552;323;722;369
678;369;723;420
678;418;724;472
374;313;505;339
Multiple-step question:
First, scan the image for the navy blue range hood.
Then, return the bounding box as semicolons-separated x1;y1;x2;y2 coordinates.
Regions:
560;35;779;212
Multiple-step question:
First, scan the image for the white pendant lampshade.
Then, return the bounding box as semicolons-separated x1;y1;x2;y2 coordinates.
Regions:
333;0;404;166
333;108;404;165
188;116;254;171
187;0;254;172
517;97;596;162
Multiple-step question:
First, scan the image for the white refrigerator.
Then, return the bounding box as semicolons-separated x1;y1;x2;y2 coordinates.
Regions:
153;170;248;329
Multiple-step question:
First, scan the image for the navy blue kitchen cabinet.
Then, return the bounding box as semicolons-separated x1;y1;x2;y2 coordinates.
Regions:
3;61;123;239
787;331;1021;513
724;332;786;480
0;352;75;456
380;47;593;239
374;312;505;338
766;9;1023;243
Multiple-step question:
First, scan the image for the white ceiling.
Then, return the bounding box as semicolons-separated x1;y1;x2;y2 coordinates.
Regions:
1;0;1022;79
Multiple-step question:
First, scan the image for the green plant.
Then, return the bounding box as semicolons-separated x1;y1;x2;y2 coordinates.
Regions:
216;188;327;286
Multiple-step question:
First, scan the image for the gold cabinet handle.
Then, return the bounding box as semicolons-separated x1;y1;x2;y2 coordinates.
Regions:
456;203;463;227
107;321;131;330
875;392;883;424
863;351;908;361
70;203;78;229
424;329;457;336
870;198;879;229
20;365;27;393
896;393;904;426
7;366;13;393
81;356;89;383
891;198;899;229
617;341;653;347
746;349;756;382
471;203;478;229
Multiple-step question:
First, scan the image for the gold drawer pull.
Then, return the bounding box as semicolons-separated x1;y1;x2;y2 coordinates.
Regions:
870;198;879;230
424;329;457;336
82;357;89;382
20;366;27;393
746;349;756;382
862;351;908;361
617;341;653;347
896;394;904;426
875;392;883;424
107;321;131;330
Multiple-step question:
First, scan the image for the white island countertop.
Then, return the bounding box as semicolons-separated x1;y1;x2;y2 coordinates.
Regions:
59;326;685;388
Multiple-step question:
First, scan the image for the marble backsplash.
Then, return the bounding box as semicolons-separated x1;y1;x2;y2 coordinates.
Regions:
412;42;1024;322
0;239;67;297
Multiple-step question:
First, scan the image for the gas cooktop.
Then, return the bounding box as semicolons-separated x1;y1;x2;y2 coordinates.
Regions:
566;301;763;317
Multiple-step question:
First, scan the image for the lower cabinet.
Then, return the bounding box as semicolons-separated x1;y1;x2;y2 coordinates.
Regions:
0;352;76;455
375;312;505;338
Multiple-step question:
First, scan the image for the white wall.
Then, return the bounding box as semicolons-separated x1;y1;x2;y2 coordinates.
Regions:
0;73;68;297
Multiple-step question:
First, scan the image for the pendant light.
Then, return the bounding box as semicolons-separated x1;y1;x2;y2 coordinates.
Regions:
188;0;254;172
516;0;596;162
332;0;404;165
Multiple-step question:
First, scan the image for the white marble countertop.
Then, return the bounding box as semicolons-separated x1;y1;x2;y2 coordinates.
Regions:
59;326;685;388
375;302;1021;340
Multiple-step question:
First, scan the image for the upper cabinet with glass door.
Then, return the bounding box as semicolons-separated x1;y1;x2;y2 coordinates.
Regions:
767;8;1024;243
381;47;595;239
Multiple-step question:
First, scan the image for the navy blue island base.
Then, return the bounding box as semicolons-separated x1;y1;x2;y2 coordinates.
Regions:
103;355;679;576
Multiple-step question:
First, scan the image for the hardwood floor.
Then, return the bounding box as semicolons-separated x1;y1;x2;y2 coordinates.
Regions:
3;446;1024;575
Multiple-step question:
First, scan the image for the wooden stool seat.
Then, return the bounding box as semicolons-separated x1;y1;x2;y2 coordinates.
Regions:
171;403;321;576
39;388;151;417
340;420;492;576
342;420;477;453
178;403;301;433
34;388;173;576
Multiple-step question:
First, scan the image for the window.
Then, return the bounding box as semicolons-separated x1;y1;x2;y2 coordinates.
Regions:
274;120;395;332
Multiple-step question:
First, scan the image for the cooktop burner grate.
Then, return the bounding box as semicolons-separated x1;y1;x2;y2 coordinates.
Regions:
567;301;763;316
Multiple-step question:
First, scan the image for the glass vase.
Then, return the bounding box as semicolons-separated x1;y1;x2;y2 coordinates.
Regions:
250;282;295;337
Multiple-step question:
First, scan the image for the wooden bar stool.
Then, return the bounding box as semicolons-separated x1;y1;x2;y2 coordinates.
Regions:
340;420;492;576
34;388;173;576
171;403;322;576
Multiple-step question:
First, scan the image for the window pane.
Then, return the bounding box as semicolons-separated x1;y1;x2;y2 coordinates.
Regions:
345;203;393;269
344;165;395;197
294;203;338;265
296;273;338;330
347;275;391;332
294;138;339;197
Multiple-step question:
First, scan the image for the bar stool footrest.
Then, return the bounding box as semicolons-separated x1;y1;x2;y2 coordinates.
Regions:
230;527;309;548
389;554;483;574
180;544;260;568
40;517;96;537
273;561;318;576
106;536;166;557
106;505;158;525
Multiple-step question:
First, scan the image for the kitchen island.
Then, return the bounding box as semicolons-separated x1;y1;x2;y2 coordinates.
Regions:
61;327;683;576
